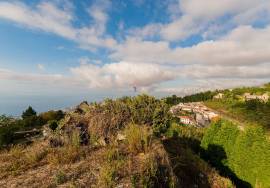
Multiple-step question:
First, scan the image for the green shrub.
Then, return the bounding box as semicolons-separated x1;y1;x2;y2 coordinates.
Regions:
48;120;58;131
39;110;64;123
201;119;270;187
152;103;171;136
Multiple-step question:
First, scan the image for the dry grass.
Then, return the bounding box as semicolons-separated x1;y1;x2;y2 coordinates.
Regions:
0;110;177;188
25;144;48;164
54;170;68;185
124;124;152;154
98;161;121;187
98;145;124;187
47;146;86;165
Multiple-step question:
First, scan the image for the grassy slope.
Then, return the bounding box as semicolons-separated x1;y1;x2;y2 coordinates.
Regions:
204;85;270;131
163;123;234;188
0;95;234;188
0;125;176;188
201;119;270;188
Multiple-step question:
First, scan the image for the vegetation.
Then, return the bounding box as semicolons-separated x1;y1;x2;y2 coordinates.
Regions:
1;85;270;187
0;107;65;148
22;106;37;119
0;95;177;187
201;119;270;187
163;122;233;187
206;99;270;130
164;91;217;106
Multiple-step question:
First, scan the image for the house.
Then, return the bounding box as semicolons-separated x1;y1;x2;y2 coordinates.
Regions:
213;93;224;99
260;93;269;102
178;116;194;125
195;113;210;127
243;93;269;102
181;107;192;112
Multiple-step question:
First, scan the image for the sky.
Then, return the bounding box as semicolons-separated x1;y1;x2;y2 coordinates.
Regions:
0;0;270;115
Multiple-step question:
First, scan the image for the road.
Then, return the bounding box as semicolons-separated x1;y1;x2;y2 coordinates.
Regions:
204;104;245;131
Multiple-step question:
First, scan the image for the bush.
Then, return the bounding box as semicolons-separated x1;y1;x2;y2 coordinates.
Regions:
48;120;58;131
152;103;172;136
87;95;172;139
201;119;270;187
0;118;21;148
39;110;64;123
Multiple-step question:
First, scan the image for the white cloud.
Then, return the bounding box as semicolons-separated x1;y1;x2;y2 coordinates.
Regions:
179;64;270;79
0;1;76;39
78;57;102;65
110;38;173;64
70;61;176;89
128;24;163;39
0;68;62;83
130;0;270;41
0;1;116;51
113;25;270;66
87;0;111;34
37;64;45;71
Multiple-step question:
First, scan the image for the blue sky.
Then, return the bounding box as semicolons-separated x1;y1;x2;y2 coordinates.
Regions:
0;0;270;115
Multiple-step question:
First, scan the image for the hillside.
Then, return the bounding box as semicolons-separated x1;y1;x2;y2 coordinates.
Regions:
0;95;233;188
165;83;270;187
1;83;270;187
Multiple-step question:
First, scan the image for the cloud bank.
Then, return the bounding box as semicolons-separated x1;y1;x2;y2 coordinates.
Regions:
0;0;270;95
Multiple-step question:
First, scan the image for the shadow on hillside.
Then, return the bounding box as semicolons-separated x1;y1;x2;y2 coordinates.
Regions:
163;136;211;188
162;135;252;188
201;144;252;188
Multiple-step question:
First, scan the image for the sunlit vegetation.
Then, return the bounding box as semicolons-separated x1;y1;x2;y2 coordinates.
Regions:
0;95;177;187
201;119;270;187
0;107;65;148
1;86;270;187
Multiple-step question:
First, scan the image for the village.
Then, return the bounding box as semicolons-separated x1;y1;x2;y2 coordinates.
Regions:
170;102;219;127
170;91;269;127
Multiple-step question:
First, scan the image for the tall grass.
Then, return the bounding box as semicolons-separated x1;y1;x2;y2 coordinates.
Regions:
124;124;152;154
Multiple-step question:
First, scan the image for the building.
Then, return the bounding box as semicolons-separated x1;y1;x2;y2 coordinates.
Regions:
260;93;269;102
243;93;269;102
213;93;224;99
195;113;210;127
178;116;194;125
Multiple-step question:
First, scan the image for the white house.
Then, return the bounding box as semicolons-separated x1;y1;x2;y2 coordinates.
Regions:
213;93;224;99
178;116;194;125
243;93;269;102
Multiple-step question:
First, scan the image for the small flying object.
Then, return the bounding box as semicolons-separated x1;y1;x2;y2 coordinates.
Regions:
133;86;137;92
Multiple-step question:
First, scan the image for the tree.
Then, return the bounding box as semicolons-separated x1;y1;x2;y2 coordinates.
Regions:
152;103;172;136
22;106;37;119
